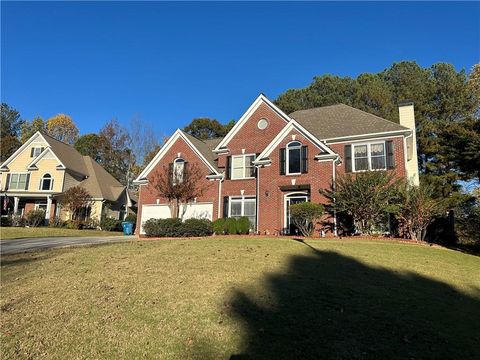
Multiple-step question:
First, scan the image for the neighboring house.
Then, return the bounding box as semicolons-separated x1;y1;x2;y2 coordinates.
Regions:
134;94;419;236
0;131;135;223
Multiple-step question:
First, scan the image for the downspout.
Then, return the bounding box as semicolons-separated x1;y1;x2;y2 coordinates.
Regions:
332;157;339;237
217;174;224;219
255;165;260;234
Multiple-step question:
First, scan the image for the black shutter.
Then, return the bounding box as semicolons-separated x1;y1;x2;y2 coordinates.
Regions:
223;196;229;218
301;146;308;174
225;156;231;180
254;153;260;177
183;161;188;174
280;148;286;175
5;174;10;190
30;148;34;157
169;163;174;181
345;145;352;173
386;140;395;169
24;174;30;190
41;147;45;153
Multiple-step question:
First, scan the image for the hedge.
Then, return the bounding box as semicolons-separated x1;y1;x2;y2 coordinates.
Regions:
143;218;213;237
212;217;252;235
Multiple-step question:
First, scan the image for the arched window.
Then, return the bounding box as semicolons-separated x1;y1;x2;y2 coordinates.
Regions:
173;158;185;184
286;141;302;175
40;173;53;191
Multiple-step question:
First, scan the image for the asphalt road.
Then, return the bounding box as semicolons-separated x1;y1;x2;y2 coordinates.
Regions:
0;235;136;255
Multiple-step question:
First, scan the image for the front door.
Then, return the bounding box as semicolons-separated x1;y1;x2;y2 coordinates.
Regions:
285;194;308;235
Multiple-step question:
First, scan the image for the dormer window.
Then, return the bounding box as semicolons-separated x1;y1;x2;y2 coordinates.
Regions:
31;147;44;157
40;173;53;191
173;158;185;184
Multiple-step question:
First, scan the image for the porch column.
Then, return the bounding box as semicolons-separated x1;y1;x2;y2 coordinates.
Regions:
45;196;52;223
13;197;19;215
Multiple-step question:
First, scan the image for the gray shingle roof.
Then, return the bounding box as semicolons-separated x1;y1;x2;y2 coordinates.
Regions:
42;132;88;175
181;131;222;172
289;104;410;140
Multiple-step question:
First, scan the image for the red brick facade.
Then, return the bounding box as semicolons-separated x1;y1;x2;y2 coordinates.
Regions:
136;97;409;237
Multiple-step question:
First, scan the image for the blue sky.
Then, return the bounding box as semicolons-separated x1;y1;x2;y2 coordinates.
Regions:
2;1;479;137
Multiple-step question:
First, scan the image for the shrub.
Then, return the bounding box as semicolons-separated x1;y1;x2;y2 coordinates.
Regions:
101;217;122;231
83;218;100;230
25;209;46;227
11;215;25;227
225;218;238;235
143;218;182;237
1;216;12;227
237;217;250;235
290;202;324;237
49;216;64;228
213;218;226;235
179;218;213;237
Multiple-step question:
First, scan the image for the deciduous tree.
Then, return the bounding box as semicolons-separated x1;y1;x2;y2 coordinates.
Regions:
183;118;234;140
20;116;47;142
46;113;79;144
60;186;92;221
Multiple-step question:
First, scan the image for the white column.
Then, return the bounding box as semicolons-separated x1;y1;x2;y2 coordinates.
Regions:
45;196;52;221
13;197;19;215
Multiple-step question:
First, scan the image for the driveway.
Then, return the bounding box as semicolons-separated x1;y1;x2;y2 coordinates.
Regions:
0;235;135;255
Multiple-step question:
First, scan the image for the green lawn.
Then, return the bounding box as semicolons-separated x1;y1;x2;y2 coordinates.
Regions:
1;238;479;359
0;227;122;240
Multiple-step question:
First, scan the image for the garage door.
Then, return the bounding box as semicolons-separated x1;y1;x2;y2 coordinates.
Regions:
140;203;213;234
140;204;171;234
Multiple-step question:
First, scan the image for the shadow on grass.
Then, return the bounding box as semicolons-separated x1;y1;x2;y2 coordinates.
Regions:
229;240;480;359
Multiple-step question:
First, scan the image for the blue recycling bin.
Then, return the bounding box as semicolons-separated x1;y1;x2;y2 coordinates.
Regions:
121;222;133;235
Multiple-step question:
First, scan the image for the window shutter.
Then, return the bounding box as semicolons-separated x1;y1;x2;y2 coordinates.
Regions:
386;140;395;169
183;161;189;174
30;148;34;157
225;156;231;180
280;148;286;175
5;174;10;190
301;146;308;174
169;163;174;181
223;196;229;218
41;147;45;153
255;153;260;177
24;174;30;190
345;145;352;173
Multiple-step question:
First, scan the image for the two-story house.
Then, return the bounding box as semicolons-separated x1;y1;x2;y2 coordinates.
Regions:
134;94;419;236
0;131;135;223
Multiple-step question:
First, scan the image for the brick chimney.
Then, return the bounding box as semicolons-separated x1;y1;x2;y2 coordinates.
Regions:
398;101;419;185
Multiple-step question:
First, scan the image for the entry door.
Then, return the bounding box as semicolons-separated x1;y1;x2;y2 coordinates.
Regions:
285;195;308;235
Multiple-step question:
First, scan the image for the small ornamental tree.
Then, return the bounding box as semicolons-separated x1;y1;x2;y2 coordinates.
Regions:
322;171;400;235
393;182;443;241
290;202;324;237
152;162;210;219
61;186;92;221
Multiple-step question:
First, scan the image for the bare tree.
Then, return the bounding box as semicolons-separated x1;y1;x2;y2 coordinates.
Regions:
151;162;210;219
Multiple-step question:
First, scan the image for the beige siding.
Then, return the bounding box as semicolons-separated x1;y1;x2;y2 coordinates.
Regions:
58;200;104;222
63;171;82;191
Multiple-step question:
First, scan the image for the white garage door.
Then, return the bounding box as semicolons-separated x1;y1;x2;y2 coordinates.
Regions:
140;203;213;234
140;204;171;234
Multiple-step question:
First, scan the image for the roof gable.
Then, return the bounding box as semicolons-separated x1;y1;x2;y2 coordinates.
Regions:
0;132;49;171
213;94;291;152
27;148;66;170
134;129;220;182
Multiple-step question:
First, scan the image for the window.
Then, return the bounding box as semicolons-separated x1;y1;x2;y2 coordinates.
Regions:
353;142;386;172
231;154;256;179
31;147;43;157
9;173;28;190
287;141;302;174
40;173;52;191
173;158;185;184
229;196;256;228
35;201;47;211
257;118;269;130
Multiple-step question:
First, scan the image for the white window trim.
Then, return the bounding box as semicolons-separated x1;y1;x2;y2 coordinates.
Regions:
230;154;256;180
286;141;302;176
352;141;387;172
40;174;53;191
9;172;29;190
228;196;256;218
34;200;47;211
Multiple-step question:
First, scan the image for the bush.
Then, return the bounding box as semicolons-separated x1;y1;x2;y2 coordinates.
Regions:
101;217;122;231
290;202;324;237
179;218;213;237
49;216;64;228
83;218;100;230
213;218;226;234
237;217;250;235
11;215;25;227
143;218;182;237
1;216;12;227
25;209;46;227
225;218;238;235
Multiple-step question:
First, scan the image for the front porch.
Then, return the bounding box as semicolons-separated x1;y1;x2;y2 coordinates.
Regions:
1;192;58;224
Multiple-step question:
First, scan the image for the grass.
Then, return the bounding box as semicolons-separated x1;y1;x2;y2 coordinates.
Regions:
1;237;479;359
0;227;122;240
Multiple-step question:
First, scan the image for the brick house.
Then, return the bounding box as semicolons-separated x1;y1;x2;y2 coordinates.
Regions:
134;94;419;236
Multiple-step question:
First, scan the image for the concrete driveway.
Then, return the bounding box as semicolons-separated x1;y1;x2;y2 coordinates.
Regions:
0;235;136;255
